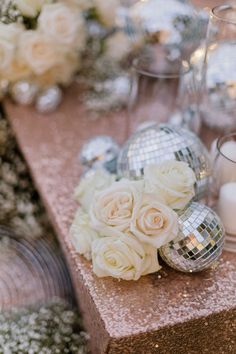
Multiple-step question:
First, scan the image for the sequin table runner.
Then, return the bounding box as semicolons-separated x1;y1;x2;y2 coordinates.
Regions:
5;84;236;354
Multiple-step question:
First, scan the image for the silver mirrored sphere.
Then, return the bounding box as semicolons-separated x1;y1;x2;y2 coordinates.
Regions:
36;86;62;113
160;202;225;273
11;81;38;105
117;124;211;199
80;135;120;173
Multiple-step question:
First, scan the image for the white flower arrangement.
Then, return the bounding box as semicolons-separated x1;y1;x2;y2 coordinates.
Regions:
0;0;207;112
0;1;86;88
70;160;196;281
0;0;138;111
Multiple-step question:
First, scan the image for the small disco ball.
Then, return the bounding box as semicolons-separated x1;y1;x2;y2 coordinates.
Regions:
79;135;120;174
159;202;225;273
117;124;211;199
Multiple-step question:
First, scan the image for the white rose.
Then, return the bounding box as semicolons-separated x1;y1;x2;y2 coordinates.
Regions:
93;0;120;28
90;179;143;235
92;233;161;280
61;0;92;11
38;3;86;48
14;0;50;17
131;194;179;248
0;23;23;73
75;169;116;213
144;161;196;210
3;57;32;83
18;31;63;75
0;23;23;42
0;39;15;72
70;208;99;260
34;51;79;87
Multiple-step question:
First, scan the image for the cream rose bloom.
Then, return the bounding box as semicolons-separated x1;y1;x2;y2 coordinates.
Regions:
70;208;99;260
60;0;92;11
130;194;179;248
38;3;86;48
93;0;120;28
144;161;196;210
0;23;23;42
34;51;79;87
92;233;161;280
0;39;15;72
0;23;23;73
90;179;143;235
18;31;63;75
14;0;50;17
75;169;116;213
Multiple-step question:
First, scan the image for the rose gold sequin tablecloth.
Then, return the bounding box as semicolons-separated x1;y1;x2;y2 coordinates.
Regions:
5;82;236;354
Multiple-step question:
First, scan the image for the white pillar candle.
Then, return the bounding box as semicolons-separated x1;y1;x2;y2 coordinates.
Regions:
218;182;236;235
215;140;236;186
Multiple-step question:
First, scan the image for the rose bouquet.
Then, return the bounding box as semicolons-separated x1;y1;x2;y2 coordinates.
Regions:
0;0;207;113
0;0;88;111
0;0;138;112
70;160;196;281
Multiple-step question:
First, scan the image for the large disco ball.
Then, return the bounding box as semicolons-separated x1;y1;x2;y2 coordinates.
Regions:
159;202;225;273
117;124;211;199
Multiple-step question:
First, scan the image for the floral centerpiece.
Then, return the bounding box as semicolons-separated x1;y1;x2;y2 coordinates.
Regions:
0;0;207;113
70;161;196;280
0;0;137;112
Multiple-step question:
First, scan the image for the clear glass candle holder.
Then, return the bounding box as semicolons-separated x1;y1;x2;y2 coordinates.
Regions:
200;5;236;131
127;57;200;133
212;132;236;252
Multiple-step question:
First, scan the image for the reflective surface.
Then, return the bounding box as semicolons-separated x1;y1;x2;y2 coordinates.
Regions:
80;135;120;173
160;202;225;273
118;124;211;199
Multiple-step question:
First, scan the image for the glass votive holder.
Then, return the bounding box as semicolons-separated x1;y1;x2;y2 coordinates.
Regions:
211;132;236;252
127;57;200;134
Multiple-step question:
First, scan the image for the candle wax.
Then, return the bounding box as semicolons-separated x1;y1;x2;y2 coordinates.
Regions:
215;140;236;186
218;182;236;236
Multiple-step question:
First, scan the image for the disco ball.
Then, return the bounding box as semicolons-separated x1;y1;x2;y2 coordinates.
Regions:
117;124;211;199
79;135;120;174
159;202;225;273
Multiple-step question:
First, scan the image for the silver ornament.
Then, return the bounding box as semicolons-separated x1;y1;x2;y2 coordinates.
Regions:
117;124;211;200
135;120;157;132
80;135;120;173
36;86;62;113
10;81;38;105
160;202;225;273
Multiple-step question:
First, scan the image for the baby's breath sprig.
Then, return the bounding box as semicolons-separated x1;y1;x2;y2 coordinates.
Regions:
0;0;23;24
0;299;90;354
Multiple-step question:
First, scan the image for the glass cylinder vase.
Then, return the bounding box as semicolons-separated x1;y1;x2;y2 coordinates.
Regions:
200;5;236;131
